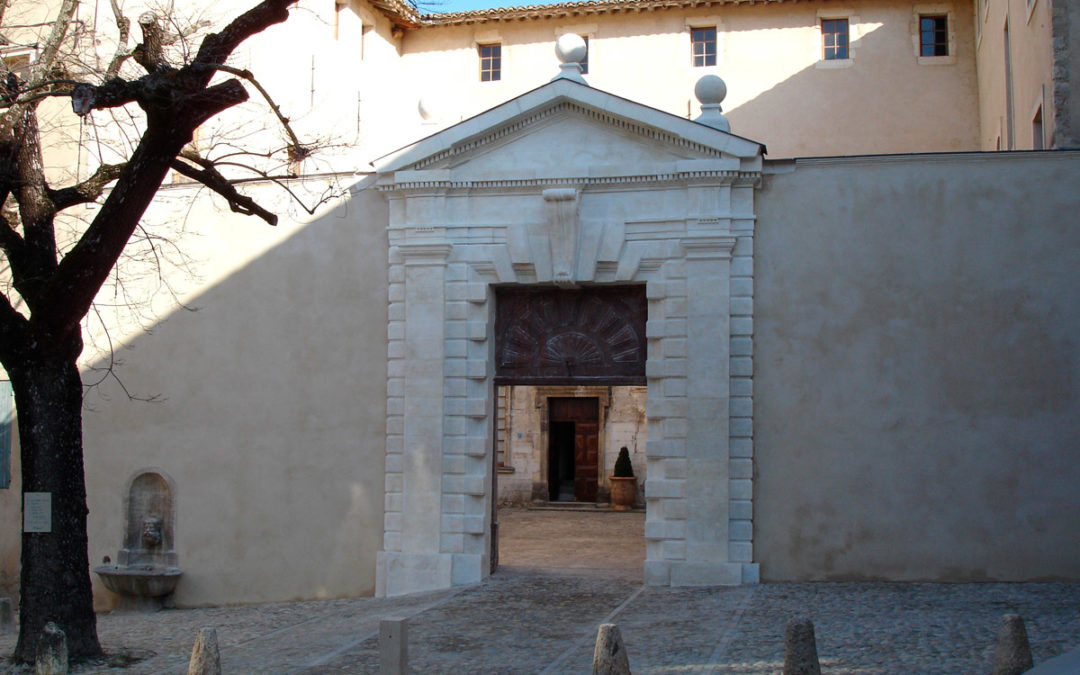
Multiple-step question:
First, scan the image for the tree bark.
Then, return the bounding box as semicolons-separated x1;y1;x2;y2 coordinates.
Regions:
8;350;102;663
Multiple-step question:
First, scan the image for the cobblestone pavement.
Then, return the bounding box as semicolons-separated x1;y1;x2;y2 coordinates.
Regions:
1;509;1078;673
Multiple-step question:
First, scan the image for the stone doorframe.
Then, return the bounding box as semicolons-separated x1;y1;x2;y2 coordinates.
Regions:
529;386;612;503
373;83;763;596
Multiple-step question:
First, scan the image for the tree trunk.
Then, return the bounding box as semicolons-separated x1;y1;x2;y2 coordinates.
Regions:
9;356;101;663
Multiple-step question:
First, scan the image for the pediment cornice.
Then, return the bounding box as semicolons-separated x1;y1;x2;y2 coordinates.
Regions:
375;79;764;179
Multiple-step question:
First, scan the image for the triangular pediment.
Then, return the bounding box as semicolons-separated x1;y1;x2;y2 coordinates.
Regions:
375;79;763;183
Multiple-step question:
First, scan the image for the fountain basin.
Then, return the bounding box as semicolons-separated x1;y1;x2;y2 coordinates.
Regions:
95;565;182;611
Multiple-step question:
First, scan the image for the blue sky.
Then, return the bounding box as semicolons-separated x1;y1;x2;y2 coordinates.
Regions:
418;0;567;14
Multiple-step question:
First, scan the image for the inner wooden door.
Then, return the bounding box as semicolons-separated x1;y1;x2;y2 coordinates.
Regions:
549;397;599;502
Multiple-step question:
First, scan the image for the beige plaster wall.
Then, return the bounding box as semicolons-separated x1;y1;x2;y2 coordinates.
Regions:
400;0;980;157
975;0;1056;149
74;178;389;608
754;151;1080;581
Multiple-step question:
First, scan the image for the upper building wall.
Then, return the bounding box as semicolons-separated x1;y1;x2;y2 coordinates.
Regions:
975;0;1057;149
398;0;980;157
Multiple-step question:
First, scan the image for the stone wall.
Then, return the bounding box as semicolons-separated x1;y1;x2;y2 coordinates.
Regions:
73;178;390;609
754;151;1080;581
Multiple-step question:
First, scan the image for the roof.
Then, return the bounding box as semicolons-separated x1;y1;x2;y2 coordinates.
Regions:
406;0;796;27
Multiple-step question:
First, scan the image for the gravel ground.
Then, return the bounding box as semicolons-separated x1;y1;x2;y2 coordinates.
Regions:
1;509;1077;673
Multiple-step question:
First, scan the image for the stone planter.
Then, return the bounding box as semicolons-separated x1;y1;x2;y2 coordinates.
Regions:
609;476;637;511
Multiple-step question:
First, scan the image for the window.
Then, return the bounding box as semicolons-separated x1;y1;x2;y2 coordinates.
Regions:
579;36;589;74
691;27;717;67
821;19;849;60
919;15;949;56
1032;105;1044;150
479;43;501;82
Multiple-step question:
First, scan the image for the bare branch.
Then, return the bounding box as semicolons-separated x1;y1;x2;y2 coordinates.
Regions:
70;78;139;117
32;79;249;342
193;0;296;76
210;64;310;164
31;0;79;80
105;0;133;79
48;163;126;210
133;12;168;73
171;151;277;225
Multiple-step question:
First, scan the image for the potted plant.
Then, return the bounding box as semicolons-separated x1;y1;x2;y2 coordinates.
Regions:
609;446;637;510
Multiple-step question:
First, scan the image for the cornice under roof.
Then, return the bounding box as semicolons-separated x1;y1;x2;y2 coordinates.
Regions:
417;0;797;27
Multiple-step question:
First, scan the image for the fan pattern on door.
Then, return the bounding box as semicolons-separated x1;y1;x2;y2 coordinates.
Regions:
495;286;646;384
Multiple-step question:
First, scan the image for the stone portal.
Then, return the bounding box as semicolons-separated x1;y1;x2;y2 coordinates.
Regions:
374;77;762;595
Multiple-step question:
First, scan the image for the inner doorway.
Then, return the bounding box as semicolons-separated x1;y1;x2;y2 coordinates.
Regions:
548;397;599;502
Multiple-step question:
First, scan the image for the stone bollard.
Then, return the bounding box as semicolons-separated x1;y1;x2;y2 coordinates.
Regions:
783;618;821;675
379;618;408;675
991;613;1034;675
592;623;632;675
35;622;68;675
187;626;222;675
0;598;14;634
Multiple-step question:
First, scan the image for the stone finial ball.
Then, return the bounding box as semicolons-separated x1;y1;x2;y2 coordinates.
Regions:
418;94;444;121
418;97;435;120
555;33;588;64
694;74;727;105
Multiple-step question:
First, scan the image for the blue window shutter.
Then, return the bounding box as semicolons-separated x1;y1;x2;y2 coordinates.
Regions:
0;381;11;489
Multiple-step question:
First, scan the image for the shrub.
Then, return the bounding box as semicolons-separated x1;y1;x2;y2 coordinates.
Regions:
614;447;634;478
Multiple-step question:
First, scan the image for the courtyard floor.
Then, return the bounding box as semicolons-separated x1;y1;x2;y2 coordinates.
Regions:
1;507;1078;673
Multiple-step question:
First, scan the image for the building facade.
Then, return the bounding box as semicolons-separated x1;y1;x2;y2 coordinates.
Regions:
1;0;1078;608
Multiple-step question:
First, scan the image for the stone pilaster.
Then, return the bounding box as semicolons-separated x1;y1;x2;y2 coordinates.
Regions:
376;242;455;597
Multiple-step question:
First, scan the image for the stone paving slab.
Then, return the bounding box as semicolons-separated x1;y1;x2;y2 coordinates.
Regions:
1;508;1078;673
2;576;1079;673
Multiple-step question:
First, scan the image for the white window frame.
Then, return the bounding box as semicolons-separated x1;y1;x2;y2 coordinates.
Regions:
685;16;724;69
913;4;957;65
474;29;504;84
816;8;860;69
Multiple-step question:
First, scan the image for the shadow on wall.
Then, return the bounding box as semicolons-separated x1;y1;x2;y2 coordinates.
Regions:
75;175;389;608
752;152;1080;582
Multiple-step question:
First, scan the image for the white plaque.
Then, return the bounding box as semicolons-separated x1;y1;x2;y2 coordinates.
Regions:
23;492;51;533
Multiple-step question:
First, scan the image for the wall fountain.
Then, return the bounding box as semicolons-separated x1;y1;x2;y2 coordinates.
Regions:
94;470;182;611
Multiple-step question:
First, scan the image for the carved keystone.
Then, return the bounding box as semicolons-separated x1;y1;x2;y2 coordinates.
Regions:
992;614;1034;675
783;618;821;675
35;622;67;675
187;626;222;675
592;623;631;675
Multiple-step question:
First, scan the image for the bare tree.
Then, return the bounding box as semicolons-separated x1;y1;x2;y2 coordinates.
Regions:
0;0;317;662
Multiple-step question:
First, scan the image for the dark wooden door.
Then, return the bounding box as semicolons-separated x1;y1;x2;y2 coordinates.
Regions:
495;286;647;386
549;397;599;502
574;420;599;502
